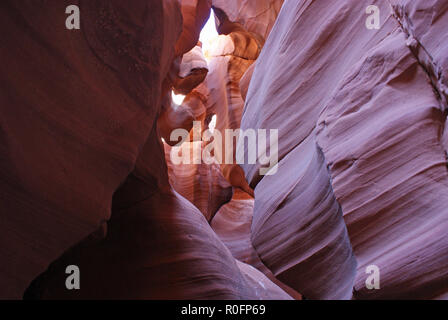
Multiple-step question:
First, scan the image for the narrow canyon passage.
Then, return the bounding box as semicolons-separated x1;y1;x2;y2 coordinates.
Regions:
0;0;447;300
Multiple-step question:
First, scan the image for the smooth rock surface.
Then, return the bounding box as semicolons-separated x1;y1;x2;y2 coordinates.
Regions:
241;0;448;299
0;0;182;299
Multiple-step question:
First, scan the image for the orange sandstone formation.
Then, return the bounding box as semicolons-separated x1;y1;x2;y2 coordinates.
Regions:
0;0;447;301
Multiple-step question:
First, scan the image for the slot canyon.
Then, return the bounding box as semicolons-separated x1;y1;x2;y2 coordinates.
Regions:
0;0;447;300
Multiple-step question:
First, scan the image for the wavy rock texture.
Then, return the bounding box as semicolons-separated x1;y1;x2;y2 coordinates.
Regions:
250;134;357;300
2;0;447;301
173;45;209;95
176;0;212;56
1;0;291;300
240;63;256;102
390;0;448;157
24;135;290;299
197;30;260;195
0;0;182;299
235;260;294;300
212;0;284;42
211;190;262;268
317;0;448;300
202;32;260;133
241;0;448;299
159;45;208;144
164;141;233;222
211;189;302;299
390;0;448;103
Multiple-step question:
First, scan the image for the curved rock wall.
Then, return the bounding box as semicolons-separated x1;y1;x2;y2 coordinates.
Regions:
0;0;182;299
1;0;290;300
212;0;284;42
1;0;447;300
241;0;448;299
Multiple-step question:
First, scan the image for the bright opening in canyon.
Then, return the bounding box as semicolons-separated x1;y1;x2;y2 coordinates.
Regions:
208;114;217;133
171;10;218;106
200;9;219;61
171;90;185;106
